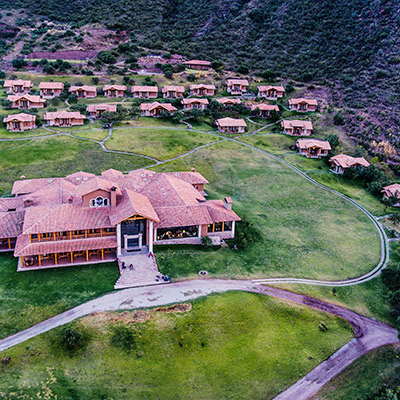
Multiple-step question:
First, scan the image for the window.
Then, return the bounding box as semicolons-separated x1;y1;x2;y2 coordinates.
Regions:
157;226;198;241
90;196;109;207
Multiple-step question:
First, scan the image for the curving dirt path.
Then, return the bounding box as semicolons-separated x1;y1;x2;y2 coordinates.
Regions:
0;279;397;400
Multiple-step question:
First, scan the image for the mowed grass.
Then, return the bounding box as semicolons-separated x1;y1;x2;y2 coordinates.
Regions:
116;117;187;129
241;133;297;155
0;135;152;195
313;345;400;400
69;128;109;141
283;153;331;172
0;292;353;400
153;141;380;281
107;127;218;160
0;126;55;139
0;253;119;339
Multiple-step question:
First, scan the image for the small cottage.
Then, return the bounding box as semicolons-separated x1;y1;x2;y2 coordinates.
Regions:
131;86;158;99
162;86;185;99
251;104;279;118
329;154;370;174
183;60;212;70
226;79;249;95
87;104;117;119
257;85;285;99
189;84;216;96
69;85;97;99
103;85;127;98
182;98;209;111
44;111;86;127
288;98;318;112
38;82;64;98
296;138;331;158
7;94;46;109
281;120;313;136
4;80;33;94
140;102;177;117
3;113;36;132
382;184;400;206
216;117;247;134
215;98;241;107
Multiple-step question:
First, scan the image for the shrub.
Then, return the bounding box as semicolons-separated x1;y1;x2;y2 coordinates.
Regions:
327;134;339;150
110;323;136;351
201;236;213;248
52;323;89;353
333;112;345;125
12;58;27;69
381;263;400;292
261;70;277;81
233;217;261;249
237;64;249;74
97;51;117;65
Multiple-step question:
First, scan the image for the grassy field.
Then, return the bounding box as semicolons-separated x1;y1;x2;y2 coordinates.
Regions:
0;126;54;139
71;128;109;141
153;141;380;281
0;253;119;339
0;135;152;195
116;117;187;129
106;127;218;160
0;292;353;400
283;153;331;172
314;344;400;400
240;133;297;155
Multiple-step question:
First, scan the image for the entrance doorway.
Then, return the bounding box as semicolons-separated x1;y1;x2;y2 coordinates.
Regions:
121;219;147;252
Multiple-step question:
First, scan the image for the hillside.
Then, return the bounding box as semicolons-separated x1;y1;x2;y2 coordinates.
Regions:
1;0;400;167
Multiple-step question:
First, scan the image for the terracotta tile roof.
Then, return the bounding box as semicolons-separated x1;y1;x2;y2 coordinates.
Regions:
227;79;249;86
0;197;24;213
258;85;285;92
154;205;212;228
131;86;158;93
216;117;247;127
215;97;241;105
206;200;241;222
75;177;121;197
103;85;127;91
12;177;61;195
162;86;185;93
86;104;117;112
190;84;216;90
64;171;96;185
44;111;86;121
69;85;97;93
289;98;318;106
281;119;313;130
330;154;370;169
382;183;400;198
0;211;25;238
4;80;33;88
38;82;64;89
3;113;36;123
162;171;209;185
110;188;159;225
22;204;113;235
296;138;331;151
183;60;211;66
7;94;45;103
139;102;177;112
181;98;209;105
251;104;279;111
14;235;117;257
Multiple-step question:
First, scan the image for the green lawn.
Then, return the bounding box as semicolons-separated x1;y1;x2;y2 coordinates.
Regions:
240;133;297;155
0;126;55;139
0;292;353;400
314;345;400;400
153;141;380;281
0;135;152;195
115;117;187;129
71;127;109;141
0;253;119;339
106;127;218;160
308;172;395;216
283;153;331;172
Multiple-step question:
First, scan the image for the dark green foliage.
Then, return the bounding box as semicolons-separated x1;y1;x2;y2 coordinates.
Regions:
381;263;400;292
327;134;339;150
52;323;89;353
232;217;261;249
201;236;213;248
110;323;136;351
12;58;27;69
237;64;249;74
97;50;117;64
261;69;277;81
333;112;345;126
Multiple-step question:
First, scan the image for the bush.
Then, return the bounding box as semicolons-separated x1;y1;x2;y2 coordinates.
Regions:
12;58;27;69
110;323;136;351
327;134;339;150
97;51;117;64
233;217;261;249
333;112;345;125
237;64;249;74
261;69;277;81
52;323;89;353
201;236;213;248
381;263;400;292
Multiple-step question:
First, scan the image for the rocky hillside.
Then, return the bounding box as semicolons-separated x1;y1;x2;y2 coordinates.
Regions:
2;0;400;167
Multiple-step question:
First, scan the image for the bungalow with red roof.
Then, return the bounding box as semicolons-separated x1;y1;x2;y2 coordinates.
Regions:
103;85;127;98
38;82;64;98
69;85;97;99
3;113;36;132
289;98;318;112
0;169;240;268
182;98;209;111
131;86;158;99
162;86;185;99
44;111;86;127
4;80;33;94
216;117;247;134
140;102;177;117
227;79;249;95
329;154;370;175
257;85;285;99
7;94;46;109
296;138;331;158
215;97;241;107
189;84;216;96
281;119;313;136
183;60;212;70
382;184;400;206
87;104;117;119
251;104;279;118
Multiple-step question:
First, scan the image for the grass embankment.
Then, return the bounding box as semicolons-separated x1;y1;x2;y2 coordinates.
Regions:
153;140;380;281
0;135;152;195
0;253;118;339
107;127;218;160
0;292;353;400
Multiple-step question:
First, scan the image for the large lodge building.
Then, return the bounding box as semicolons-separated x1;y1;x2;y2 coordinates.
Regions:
0;169;240;271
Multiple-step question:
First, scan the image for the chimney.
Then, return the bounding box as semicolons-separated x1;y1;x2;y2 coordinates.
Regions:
191;168;196;172
20;175;25;180
110;186;117;208
24;198;33;208
68;196;74;204
224;197;232;210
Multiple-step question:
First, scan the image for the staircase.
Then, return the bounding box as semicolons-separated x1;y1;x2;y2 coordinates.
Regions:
114;252;169;290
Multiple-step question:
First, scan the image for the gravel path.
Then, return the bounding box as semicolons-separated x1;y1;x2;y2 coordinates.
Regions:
0;279;397;400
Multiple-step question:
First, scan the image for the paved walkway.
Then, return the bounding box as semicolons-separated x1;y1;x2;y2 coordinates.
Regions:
0;279;397;400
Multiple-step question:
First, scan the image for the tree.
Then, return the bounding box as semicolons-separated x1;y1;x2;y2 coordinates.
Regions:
327;134;339;150
237;64;249;74
333;112;345;125
261;70;277;81
12;58;27;69
97;51;117;65
381;263;400;292
389;214;400;226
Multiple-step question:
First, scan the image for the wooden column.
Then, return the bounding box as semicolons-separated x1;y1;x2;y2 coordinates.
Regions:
70;252;73;263
222;222;225;232
86;250;89;261
69;231;72;240
85;230;88;238
55;253;58;265
100;228;103;237
21;256;24;268
38;255;41;266
7;238;11;249
53;232;56;241
212;223;215;233
38;233;41;242
101;248;104;260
